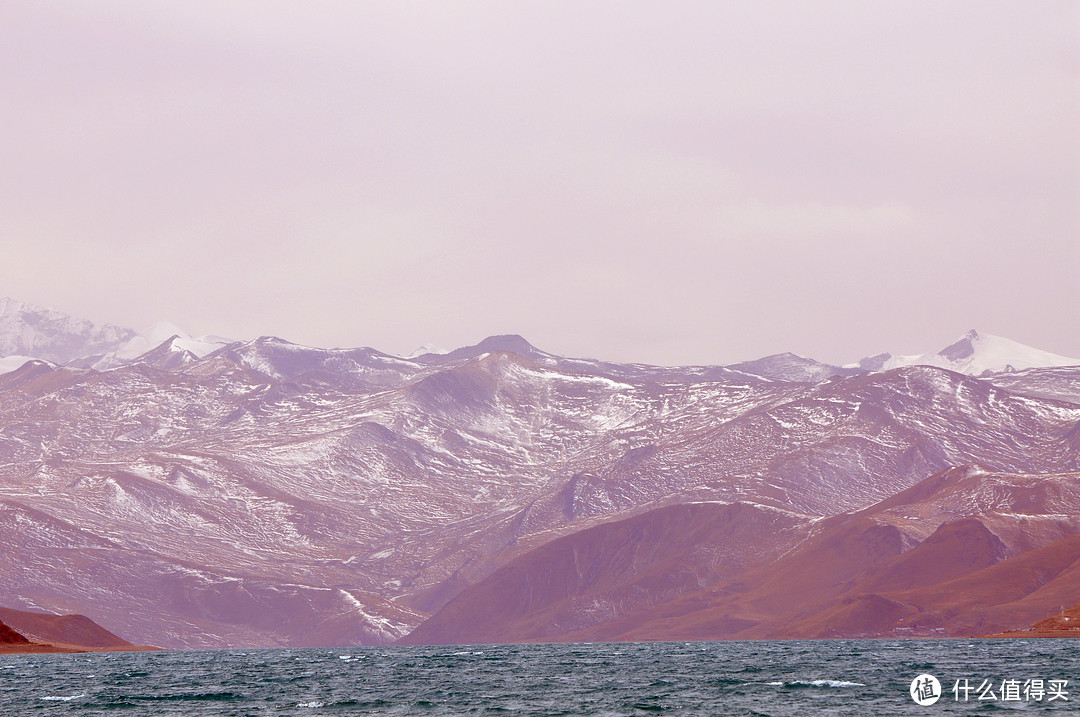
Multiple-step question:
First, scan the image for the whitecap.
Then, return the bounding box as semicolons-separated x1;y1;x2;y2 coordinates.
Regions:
808;680;865;688
43;694;86;702
297;701;325;708
768;679;865;688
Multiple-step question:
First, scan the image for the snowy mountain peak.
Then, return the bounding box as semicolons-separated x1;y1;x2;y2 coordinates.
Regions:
403;344;448;359
937;330;979;362
870;330;1079;376
0;299;235;372
0;297;137;365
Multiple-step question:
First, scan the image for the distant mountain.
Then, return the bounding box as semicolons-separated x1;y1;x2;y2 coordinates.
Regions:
860;330;1080;375
2;298;1077;381
211;335;423;388
414;334;550;365
0;297;136;366
0;298;230;372
728;353;860;382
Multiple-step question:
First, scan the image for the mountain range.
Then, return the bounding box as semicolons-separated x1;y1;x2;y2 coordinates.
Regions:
0;297;1077;648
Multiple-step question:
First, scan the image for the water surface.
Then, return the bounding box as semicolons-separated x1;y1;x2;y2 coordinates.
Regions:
1;639;1075;715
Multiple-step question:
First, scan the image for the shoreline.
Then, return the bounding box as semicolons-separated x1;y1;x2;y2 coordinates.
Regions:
982;630;1080;639
0;641;161;655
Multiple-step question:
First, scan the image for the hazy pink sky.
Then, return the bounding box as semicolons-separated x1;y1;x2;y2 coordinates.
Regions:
2;1;1077;365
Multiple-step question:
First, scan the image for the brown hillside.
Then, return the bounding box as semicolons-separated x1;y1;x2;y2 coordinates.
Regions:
401;501;809;645
618;531;1080;642
0;606;134;648
1031;603;1080;633
401;467;1080;645
886;534;1080;636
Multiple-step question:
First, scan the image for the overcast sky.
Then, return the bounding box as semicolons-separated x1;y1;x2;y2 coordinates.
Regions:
2;1;1077;365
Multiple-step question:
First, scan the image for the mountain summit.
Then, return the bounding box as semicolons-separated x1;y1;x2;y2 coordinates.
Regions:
414;334;549;365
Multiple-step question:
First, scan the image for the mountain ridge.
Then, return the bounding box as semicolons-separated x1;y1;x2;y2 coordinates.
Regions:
2;298;1077;379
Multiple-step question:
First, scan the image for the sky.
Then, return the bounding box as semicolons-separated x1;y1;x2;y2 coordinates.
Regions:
2;1;1078;366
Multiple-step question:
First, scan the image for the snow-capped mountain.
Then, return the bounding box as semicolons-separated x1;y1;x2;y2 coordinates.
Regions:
0;298;231;372
0;297;136;366
0;299;1077;648
3;299;1076;381
859;329;1080;376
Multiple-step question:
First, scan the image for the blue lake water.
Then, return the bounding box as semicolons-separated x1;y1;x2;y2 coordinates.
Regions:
0;639;1075;715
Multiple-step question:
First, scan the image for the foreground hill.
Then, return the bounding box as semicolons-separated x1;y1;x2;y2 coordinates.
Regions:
0;606;150;653
403;468;1080;644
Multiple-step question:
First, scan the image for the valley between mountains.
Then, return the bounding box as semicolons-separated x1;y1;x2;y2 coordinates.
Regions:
0;298;1078;648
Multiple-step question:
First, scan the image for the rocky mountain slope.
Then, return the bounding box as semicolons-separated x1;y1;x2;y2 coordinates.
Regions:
0;300;1077;648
